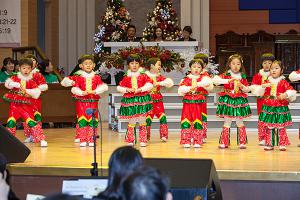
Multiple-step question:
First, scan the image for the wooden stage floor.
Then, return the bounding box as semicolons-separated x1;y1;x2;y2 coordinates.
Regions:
8;124;300;181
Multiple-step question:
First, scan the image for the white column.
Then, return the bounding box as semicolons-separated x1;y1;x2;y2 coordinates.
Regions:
180;0;192;27
191;0;201;41
59;0;68;72
86;0;95;53
201;0;210;49
180;0;210;50
59;0;96;74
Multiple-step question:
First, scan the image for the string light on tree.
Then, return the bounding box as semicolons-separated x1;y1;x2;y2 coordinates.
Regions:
94;0;131;54
142;0;181;41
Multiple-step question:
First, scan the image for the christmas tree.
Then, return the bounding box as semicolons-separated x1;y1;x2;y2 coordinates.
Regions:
94;0;131;54
142;0;181;41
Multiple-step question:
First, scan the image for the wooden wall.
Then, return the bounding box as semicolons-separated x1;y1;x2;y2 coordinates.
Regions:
210;0;300;54
0;0;37;66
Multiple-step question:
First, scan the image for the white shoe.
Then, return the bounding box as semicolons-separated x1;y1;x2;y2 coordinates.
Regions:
219;144;226;149
140;142;147;147
279;146;286;151
80;142;87;147
259;140;266;146
239;144;247;149
24;137;32;143
183;144;191;148
264;146;274;151
40;140;48;147
161;137;167;142
194;144;201;148
88;143;94;147
74;138;80;143
127;143;134;146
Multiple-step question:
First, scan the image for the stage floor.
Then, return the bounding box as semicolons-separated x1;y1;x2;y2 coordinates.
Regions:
8;124;300;181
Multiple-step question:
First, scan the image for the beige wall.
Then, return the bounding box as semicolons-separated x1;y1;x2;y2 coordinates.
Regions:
0;0;37;65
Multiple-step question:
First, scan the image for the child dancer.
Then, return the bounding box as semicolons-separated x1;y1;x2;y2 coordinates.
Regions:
145;58;174;142
23;55;48;143
3;58;47;147
213;54;251;149
178;59;213;148
117;54;153;147
70;55;108;147
193;53;210;142
255;61;296;151
251;53;275;145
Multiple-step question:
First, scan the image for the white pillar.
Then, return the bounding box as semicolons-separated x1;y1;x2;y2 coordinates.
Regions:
59;0;96;74
180;0;210;50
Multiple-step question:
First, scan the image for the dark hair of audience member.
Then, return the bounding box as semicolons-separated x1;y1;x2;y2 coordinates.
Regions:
39;59;51;75
43;194;82;200
0;154;20;200
121;166;170;200
97;146;143;200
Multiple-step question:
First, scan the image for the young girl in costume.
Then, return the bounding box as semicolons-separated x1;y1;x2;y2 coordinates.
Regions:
145;58;174;142
193;53;210;142
178;59;213;148
70;54;108;147
255;61;296;151
23;55;48;143
213;54;251;149
251;53;275;145
117;54;153;147
4;58;47;147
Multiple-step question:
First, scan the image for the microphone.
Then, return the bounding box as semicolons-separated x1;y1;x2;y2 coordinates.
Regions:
85;108;97;116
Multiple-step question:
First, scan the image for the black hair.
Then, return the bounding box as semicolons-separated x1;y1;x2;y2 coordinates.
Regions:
261;53;275;64
122;166;169;200
2;57;15;72
3;57;14;66
39;59;50;75
78;54;95;65
225;54;246;74
127;54;141;64
43;194;82;200
19;58;33;68
271;60;285;74
189;58;204;68
153;27;165;40
127;24;136;32
97;146;143;200
183;26;193;34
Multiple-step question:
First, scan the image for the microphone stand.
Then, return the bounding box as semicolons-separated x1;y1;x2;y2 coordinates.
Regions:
90;109;99;177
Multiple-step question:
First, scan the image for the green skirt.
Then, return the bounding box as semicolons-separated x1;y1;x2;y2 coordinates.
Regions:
119;94;153;119
216;95;251;118
258;105;292;128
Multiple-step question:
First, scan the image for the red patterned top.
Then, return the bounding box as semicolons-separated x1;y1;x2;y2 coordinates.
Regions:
3;74;40;104
262;77;295;107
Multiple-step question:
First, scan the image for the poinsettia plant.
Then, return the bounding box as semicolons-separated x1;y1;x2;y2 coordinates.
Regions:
103;45;184;72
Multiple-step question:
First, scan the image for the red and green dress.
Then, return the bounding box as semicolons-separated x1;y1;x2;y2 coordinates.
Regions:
117;71;153;120
215;72;251;119
71;70;108;143
3;73;45;142
258;76;296;146
145;71;174;140
117;70;153;144
178;74;214;145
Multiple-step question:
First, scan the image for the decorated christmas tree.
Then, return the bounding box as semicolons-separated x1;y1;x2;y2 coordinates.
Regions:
94;0;131;54
142;0;181;41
